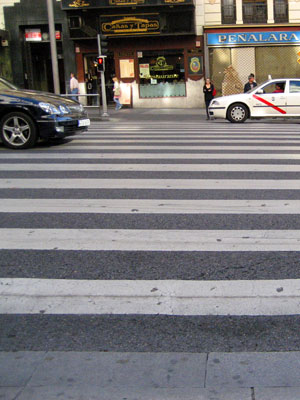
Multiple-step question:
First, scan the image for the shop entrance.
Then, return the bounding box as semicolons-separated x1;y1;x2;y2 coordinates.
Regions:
83;53;115;106
23;42;65;93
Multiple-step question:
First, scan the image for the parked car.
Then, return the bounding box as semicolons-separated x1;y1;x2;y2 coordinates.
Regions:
208;78;300;123
0;77;90;149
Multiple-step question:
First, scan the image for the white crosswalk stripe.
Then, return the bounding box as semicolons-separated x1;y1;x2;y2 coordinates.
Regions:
1;120;300;318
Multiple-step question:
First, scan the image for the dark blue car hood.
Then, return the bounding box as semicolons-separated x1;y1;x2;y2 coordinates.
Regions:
0;89;79;107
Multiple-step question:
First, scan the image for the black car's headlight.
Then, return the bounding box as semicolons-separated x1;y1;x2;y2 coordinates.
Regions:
39;102;61;115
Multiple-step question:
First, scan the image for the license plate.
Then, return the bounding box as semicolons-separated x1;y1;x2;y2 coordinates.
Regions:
78;119;90;127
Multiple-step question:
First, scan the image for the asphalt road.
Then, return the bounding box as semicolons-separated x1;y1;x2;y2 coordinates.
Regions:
1;118;300;353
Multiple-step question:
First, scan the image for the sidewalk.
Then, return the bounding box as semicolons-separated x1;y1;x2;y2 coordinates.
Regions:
1;351;300;399
85;106;207;122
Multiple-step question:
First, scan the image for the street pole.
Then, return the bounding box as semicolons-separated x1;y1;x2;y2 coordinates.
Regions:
46;0;60;94
97;34;109;119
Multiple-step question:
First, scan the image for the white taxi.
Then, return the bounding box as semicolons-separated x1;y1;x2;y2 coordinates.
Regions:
208;78;300;123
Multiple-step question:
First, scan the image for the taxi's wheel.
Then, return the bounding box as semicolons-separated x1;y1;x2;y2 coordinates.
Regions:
0;112;37;149
227;103;249;123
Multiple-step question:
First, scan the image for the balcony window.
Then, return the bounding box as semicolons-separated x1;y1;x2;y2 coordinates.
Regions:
221;0;236;24
243;0;267;24
274;0;288;23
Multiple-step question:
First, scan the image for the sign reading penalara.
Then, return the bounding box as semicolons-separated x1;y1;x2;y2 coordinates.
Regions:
69;0;90;7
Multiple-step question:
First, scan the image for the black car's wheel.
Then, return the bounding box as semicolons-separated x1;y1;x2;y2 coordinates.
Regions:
0;112;37;149
227;103;249;123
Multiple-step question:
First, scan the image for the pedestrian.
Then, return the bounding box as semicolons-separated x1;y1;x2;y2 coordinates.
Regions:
244;73;257;93
203;78;215;120
112;76;122;111
70;72;79;101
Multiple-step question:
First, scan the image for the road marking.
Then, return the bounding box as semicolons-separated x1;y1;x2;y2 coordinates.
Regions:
69;139;300;144
2;228;300;251
1;179;300;189
1;278;299;315
42;145;300;151
0;153;299;160
0;199;300;214
1;163;300;172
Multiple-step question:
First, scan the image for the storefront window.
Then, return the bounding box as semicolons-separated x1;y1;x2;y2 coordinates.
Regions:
138;50;186;98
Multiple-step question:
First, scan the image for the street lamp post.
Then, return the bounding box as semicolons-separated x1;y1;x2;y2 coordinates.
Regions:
46;0;60;94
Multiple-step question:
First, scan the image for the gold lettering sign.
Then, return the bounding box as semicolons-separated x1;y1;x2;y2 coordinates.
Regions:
68;0;90;7
150;57;174;72
102;17;159;34
164;0;185;3
109;0;145;5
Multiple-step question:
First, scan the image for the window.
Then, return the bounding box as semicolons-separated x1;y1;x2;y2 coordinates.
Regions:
221;0;236;24
260;81;286;94
243;0;267;24
274;0;288;23
289;81;300;93
138;50;186;98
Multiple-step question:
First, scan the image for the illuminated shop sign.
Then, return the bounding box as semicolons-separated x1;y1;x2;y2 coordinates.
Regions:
61;0;192;8
101;15;160;35
207;31;300;46
25;29;42;41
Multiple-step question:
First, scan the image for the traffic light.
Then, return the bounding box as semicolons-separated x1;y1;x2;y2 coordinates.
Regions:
100;34;108;56
97;56;105;72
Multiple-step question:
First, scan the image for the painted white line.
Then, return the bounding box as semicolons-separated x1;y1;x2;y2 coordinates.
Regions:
1;199;300;214
2;229;300;251
2;163;300;172
0;179;300;190
1;278;299;316
43;145;300;151
76;135;300;139
0;153;299;160
69;139;300;144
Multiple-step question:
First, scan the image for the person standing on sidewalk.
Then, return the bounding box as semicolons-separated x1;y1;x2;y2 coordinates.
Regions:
244;73;257;93
70;73;79;101
113;77;122;111
203;78;215;120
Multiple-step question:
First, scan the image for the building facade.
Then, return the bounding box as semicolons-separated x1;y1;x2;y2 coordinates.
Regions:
2;0;206;108
3;0;75;94
203;0;300;96
60;0;205;108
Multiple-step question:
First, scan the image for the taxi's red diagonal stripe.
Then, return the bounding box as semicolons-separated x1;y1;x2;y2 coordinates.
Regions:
253;94;286;114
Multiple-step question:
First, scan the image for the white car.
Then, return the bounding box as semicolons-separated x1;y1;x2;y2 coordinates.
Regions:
208;78;300;123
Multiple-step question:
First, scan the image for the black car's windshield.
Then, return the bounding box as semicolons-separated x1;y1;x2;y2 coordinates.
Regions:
0;77;18;91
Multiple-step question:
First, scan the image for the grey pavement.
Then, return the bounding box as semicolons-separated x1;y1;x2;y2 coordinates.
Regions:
1;351;300;399
85;106;207;122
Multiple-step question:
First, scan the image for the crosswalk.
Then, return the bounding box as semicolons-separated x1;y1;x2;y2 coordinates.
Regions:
1;120;300;347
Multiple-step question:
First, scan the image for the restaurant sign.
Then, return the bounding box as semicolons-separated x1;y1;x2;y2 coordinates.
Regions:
207;31;300;46
101;15;160;36
61;0;192;8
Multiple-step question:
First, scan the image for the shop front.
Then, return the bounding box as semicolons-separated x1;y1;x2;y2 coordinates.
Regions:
205;27;300;97
61;0;204;108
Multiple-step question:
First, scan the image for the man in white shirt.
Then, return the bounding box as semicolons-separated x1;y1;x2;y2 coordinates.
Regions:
70;73;79;101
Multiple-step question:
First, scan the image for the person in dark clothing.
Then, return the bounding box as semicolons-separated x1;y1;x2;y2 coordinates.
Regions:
244;73;257;93
203;78;215;120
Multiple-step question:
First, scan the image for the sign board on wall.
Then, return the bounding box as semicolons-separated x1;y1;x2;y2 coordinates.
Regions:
101;15;160;36
120;59;135;78
25;29;42;42
61;0;193;8
207;31;300;46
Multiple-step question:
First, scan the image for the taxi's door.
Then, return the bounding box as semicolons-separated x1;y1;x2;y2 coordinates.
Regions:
251;81;287;117
286;80;300;116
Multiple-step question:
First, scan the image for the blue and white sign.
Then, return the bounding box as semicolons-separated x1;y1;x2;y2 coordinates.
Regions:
207;31;300;46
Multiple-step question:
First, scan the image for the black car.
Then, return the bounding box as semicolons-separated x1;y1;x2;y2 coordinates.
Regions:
0;77;90;149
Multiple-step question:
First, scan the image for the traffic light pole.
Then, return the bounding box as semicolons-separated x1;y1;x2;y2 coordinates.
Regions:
97;34;109;119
